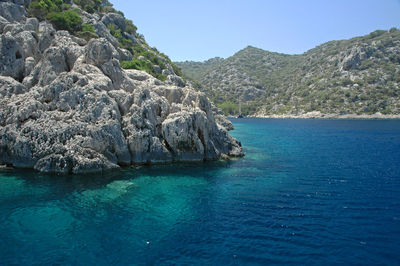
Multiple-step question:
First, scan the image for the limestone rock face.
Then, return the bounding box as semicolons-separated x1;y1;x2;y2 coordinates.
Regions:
86;37;118;66
0;16;10;33
14;30;39;59
101;13;126;32
0;34;25;80
0;1;26;23
0;5;243;173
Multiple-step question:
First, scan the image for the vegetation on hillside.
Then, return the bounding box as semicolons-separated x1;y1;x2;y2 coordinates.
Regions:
27;0;184;81
177;29;400;116
175;57;224;81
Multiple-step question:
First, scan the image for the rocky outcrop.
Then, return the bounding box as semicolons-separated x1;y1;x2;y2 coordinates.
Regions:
0;33;25;81
0;3;243;174
101;13;126;32
0;1;26;23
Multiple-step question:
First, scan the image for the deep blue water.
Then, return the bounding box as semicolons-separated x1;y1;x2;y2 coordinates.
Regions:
1;118;400;265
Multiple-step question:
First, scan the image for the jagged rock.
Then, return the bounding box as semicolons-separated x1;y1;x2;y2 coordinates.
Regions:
38;21;56;53
52;31;84;69
101;13;126;32
1;0;26;5
85;37;118;66
215;114;234;131
162;68;172;76
117;47;133;61
152;65;162;74
23;30;85;87
162;111;205;160
15;30;38;59
124;32;137;45
125;69;152;81
85;38;134;91
92;22;119;47
341;46;368;71
3;23;25;35
80;10;100;25
0;1;243;174
73;56;113;91
0;1;26;23
167;74;186;87
0;75;27;99
71;36;87;46
0;33;25;80
100;58;131;90
25;17;38;32
23;56;35;76
37;47;69;86
0;16;8;33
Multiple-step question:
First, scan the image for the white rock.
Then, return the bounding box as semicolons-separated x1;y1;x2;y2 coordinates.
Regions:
0;33;25;80
0;16;243;173
101;13;126;32
0;2;26;23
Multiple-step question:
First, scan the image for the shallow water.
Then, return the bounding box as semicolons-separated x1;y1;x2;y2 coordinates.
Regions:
1;118;400;265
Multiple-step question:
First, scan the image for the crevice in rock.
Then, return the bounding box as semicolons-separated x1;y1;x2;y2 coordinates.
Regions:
156;105;161;117
16;72;24;83
65;54;71;72
197;128;206;158
162;139;175;157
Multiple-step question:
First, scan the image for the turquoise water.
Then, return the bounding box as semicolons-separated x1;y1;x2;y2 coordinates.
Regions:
1;118;400;265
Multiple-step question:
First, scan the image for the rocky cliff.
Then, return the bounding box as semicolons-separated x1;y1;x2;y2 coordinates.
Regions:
0;0;243;173
176;29;400;117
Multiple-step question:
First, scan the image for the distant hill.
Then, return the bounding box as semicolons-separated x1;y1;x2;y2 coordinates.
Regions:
176;29;400;117
176;57;223;82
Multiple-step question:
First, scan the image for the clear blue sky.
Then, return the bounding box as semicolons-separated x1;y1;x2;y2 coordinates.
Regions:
111;0;400;62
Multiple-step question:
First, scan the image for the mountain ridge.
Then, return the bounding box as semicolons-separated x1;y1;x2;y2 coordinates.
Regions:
176;29;400;117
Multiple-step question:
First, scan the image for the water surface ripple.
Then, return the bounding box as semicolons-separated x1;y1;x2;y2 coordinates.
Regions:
1;118;400;265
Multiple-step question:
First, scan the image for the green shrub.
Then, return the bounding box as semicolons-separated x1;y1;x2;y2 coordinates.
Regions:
217;101;238;115
133;44;147;55
82;24;95;33
121;59;166;81
125;19;137;35
368;30;386;39
76;30;98;41
47;9;82;33
171;63;183;77
341;78;353;86
28;0;63;20
119;38;133;50
216;101;257;116
107;24;122;39
121;59;148;71
74;0;102;13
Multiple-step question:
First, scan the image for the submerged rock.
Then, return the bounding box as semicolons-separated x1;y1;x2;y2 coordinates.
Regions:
0;4;243;173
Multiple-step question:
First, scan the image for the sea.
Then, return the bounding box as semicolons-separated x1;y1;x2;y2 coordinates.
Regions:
0;118;399;265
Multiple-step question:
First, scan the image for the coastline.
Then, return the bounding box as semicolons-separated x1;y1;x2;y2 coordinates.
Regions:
229;111;400;120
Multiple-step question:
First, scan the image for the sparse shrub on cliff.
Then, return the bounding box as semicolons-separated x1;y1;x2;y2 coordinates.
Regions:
47;9;82;33
74;0;102;13
121;59;167;81
77;24;98;41
28;0;83;33
125;20;137;35
28;0;64;19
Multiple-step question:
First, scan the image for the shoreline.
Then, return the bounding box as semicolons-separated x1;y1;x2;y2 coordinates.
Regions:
229;112;400;120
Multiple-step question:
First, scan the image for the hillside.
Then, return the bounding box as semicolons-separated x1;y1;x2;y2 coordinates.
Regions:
0;0;242;173
176;29;400;117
